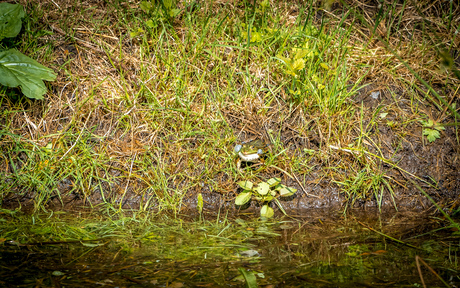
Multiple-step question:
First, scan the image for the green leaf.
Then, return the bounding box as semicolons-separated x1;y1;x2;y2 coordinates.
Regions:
293;48;308;60
279;186;297;197
275;184;297;197
291;58;305;71
140;1;152;13
0;49;56;99
255;182;270;196
238;268;258;288
276;54;291;66
197;193;203;214
146;19;155;28
260;205;274;218
320;62;329;70
0;3;25;41
235;192;252;206
421;119;434;128
423;128;441;143
237;180;253;190
266;177;281;187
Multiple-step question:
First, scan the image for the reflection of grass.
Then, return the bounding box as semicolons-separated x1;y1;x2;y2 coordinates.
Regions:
0;0;458;217
0;211;458;286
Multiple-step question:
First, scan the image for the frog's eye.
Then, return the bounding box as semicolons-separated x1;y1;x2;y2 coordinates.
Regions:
234;144;242;153
257;149;263;155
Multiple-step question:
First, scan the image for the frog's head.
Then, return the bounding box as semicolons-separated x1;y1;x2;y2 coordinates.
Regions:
234;139;267;156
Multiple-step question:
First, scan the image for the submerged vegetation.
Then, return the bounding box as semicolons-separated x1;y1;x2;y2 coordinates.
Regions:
1;210;459;287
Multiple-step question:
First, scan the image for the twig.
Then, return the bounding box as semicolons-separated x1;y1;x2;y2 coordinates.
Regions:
416;255;452;288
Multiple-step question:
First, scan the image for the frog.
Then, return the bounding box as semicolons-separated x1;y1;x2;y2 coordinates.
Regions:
234;139;269;169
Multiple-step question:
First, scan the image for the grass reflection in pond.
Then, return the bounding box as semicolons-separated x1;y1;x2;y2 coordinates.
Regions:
0;211;459;287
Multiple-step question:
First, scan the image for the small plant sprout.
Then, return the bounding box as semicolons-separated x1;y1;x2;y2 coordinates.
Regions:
235;178;297;218
420;119;445;143
197;193;203;215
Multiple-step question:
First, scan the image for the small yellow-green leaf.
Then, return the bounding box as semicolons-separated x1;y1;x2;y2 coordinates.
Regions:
251;31;262;42
292;58;305;71
237;180;253;190
263;195;274;202
279;186;297;197
276;55;291;66
197;193;203;214
255;182;270;195
260;205;274;218
146;19;155;28
266;177;281;187
293;48;308;60
235;192;252;206
140;1;152;13
320;62;329;70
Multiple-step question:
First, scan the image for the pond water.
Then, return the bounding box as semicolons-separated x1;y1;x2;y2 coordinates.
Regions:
1;211;459;287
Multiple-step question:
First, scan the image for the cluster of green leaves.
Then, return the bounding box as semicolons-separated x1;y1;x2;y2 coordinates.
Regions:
0;3;56;100
274;23;358;112
235;178;297;218
420;119;445;143
240;22;279;44
131;0;180;36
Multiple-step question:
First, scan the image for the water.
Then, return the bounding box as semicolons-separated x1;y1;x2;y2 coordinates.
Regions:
1;212;459;287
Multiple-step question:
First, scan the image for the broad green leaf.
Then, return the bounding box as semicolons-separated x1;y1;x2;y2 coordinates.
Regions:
279;185;297;197
255;182;270;196
260;205;274;218
423;128;441;143
266;177;281;187
237;180;253;190
235;192;252;206
238;268;258;288
0;49;56;99
0;3;25;41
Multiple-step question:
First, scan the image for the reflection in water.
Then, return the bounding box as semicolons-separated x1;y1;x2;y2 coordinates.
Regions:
0;212;459;287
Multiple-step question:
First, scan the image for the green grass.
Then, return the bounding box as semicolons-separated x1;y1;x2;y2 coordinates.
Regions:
0;0;458;222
